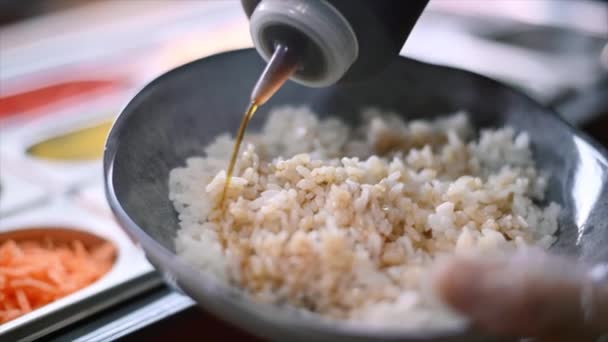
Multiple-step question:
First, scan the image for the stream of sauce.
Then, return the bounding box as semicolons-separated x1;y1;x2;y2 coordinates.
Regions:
220;41;300;206
220;101;259;204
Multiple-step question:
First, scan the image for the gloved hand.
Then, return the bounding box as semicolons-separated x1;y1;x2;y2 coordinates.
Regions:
432;248;608;341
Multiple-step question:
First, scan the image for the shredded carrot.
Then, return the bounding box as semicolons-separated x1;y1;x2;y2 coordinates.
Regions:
0;238;116;324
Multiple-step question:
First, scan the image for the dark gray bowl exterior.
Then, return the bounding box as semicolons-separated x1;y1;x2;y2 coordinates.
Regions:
104;48;608;342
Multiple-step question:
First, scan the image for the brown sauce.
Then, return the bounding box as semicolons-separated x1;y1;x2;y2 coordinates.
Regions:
220;41;300;206
220;101;259;205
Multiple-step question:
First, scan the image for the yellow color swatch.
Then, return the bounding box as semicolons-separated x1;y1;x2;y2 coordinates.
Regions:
27;121;113;161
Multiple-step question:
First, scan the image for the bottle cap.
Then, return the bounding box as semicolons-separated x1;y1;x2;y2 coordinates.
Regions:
249;0;359;87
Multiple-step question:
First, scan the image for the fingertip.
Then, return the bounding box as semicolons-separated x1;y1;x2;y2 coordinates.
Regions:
431;250;592;338
431;256;485;314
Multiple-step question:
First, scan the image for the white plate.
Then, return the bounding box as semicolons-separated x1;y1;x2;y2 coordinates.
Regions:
0;170;48;217
0;199;159;342
0;94;126;193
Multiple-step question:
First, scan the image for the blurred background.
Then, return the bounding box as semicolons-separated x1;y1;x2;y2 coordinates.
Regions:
1;0;607;126
0;1;606;341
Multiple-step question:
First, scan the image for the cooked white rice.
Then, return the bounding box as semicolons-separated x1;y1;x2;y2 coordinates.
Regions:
169;106;559;330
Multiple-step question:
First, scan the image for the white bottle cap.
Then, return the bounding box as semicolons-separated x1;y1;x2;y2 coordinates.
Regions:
249;0;359;87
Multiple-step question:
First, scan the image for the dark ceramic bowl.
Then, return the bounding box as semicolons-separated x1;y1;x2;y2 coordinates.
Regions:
104;48;608;342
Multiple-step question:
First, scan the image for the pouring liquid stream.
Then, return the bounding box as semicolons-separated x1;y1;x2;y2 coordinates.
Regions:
221;102;259;205
220;42;300;205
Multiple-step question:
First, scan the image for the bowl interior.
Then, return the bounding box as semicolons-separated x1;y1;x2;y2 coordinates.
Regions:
104;49;608;341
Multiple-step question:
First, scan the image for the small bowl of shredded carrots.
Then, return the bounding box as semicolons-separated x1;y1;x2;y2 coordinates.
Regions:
0;228;117;324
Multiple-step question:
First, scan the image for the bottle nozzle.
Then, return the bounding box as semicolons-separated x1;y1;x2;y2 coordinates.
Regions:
251;42;299;105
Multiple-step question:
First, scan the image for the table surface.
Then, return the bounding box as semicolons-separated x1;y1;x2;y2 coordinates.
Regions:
119;306;263;342
43;286;265;342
